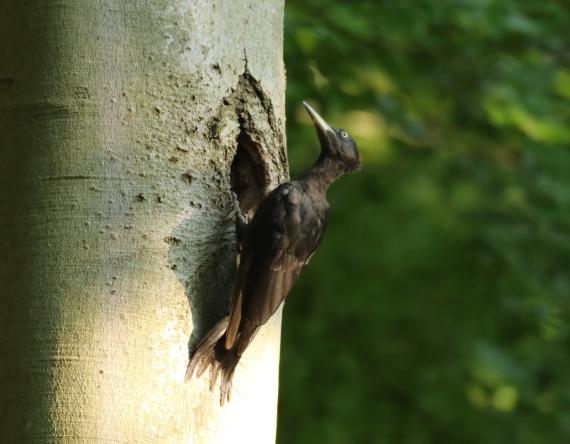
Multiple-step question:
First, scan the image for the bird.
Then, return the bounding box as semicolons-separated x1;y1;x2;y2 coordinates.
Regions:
185;101;361;405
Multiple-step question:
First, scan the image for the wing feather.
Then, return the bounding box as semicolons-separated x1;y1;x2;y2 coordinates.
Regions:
224;182;328;350
224;254;250;349
240;183;325;326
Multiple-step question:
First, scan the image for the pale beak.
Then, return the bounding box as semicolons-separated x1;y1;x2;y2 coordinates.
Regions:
303;101;335;137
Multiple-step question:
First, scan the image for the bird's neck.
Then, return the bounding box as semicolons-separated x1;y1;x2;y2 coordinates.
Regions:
300;155;343;194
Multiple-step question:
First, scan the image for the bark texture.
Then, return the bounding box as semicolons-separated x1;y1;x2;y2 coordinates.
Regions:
0;1;287;442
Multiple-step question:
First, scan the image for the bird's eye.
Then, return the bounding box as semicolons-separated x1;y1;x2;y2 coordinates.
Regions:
341;131;348;138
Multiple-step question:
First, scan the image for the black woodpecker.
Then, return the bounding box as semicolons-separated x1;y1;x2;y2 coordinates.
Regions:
186;101;361;404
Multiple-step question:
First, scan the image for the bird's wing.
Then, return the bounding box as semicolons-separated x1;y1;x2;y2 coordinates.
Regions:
224;182;326;350
224;253;249;350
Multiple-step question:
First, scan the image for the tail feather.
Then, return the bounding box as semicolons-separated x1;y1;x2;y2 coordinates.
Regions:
209;363;220;391
185;315;242;406
219;349;240;405
219;324;259;404
185;316;229;381
186;316;258;406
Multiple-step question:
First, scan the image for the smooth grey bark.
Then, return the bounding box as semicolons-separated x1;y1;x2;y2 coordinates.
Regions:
0;1;287;442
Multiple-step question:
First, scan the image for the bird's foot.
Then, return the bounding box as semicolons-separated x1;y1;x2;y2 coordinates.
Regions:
227;192;249;246
220;192;250;250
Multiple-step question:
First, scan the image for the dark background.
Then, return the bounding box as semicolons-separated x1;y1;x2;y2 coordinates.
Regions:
277;1;570;443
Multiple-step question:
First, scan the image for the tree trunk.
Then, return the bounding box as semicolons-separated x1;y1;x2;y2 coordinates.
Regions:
0;1;287;442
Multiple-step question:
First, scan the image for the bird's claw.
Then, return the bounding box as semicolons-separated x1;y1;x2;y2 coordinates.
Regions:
225;192;249;246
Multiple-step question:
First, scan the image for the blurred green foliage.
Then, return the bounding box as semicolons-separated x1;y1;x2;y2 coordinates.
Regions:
278;1;570;443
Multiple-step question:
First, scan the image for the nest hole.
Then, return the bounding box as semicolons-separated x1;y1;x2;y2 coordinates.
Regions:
230;128;269;217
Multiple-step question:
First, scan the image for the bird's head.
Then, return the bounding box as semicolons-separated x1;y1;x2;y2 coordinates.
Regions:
303;101;361;173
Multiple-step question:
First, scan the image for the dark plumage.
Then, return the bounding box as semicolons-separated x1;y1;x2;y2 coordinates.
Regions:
186;101;361;404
